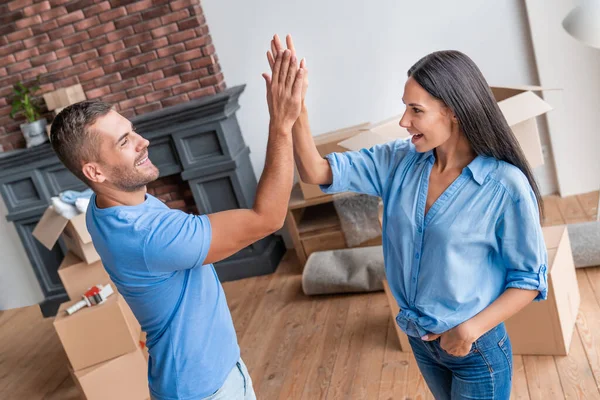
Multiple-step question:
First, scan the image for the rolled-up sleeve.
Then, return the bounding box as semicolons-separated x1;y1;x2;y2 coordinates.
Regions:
320;139;407;197
496;189;548;301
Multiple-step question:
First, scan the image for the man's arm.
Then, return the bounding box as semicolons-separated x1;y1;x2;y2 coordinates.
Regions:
204;48;304;265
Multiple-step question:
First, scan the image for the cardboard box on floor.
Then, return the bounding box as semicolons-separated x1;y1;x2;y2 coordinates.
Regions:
43;84;86;111
58;251;112;300
54;292;142;370
383;225;580;356
33;206;100;264
68;346;149;400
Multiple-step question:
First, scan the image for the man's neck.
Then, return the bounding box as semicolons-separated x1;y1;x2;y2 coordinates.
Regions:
94;186;147;209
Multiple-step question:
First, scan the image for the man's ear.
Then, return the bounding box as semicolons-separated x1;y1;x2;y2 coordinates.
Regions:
82;162;106;184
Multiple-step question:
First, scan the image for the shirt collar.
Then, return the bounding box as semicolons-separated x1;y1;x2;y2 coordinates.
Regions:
416;151;493;185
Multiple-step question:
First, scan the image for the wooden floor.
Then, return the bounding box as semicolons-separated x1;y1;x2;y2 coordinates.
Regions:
0;191;598;400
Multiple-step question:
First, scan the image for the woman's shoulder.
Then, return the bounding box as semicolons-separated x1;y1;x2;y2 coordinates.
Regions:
488;160;532;201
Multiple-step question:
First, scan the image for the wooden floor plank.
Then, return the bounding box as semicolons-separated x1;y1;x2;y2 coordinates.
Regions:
557;195;589;224
578;268;600;389
577;191;599;220
378;317;411;400
523;355;564;399
511;355;531;400
542;195;566;226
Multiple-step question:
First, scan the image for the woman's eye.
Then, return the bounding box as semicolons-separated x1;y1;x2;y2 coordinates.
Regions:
413;107;422;113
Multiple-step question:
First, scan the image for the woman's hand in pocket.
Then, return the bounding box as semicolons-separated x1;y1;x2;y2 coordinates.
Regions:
422;320;479;357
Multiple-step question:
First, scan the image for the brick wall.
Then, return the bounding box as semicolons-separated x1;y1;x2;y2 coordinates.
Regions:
147;175;198;214
0;0;225;152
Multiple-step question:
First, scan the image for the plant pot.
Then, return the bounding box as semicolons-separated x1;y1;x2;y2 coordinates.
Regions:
20;119;48;148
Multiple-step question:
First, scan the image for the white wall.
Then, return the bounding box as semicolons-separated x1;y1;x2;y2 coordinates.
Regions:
203;0;558;195
0;197;43;310
525;0;600;196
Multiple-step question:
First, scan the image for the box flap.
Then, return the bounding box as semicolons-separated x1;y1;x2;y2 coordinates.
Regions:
69;213;93;244
338;116;410;151
313;122;370;146
542;225;566;250
58;251;85;271
497;91;553;127
32;207;69;250
490;85;561;102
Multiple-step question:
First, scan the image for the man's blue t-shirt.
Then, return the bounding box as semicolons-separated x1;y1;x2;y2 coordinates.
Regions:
86;193;240;400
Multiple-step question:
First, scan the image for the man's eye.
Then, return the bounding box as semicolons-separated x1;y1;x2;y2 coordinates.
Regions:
121;138;128;147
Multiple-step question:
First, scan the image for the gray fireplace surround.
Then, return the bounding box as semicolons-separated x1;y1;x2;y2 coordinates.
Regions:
0;85;285;317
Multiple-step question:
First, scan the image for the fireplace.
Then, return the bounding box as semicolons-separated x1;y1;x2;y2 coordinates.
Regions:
0;86;286;317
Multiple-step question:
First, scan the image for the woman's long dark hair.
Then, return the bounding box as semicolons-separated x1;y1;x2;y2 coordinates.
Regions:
408;50;543;218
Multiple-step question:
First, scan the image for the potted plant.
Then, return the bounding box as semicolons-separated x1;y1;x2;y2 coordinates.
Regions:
10;78;48;148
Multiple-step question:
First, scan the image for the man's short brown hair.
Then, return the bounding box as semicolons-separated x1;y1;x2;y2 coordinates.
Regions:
50;101;113;184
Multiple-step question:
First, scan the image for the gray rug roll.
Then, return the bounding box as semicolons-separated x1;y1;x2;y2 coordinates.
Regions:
568;221;600;268
302;245;385;295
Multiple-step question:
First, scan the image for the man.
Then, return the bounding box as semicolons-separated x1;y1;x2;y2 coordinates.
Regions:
49;45;304;399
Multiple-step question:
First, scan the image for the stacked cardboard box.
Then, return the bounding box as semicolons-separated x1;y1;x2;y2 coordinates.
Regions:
43;84;86;137
33;206;149;399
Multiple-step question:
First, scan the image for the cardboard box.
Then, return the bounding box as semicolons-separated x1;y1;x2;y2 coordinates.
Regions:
33;206;100;264
54;293;142;371
383;225;579;355
58;252;112;300
297;122;370;200
70;346;149;400
43;84;86;111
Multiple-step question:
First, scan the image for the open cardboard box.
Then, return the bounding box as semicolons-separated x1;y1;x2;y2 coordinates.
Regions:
33;206;100;264
58;251;113;300
43;84;86;111
383;225;580;356
54;292;141;371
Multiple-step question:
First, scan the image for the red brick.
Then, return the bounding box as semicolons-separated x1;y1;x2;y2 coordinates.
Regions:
86;85;111;99
141;4;170;20
202;44;215;56
56;76;80;88
7;60;31;75
114;46;141;61
180;68;208;82
46;57;72;72
177;16;199;30
127;84;153;98
170;0;195;11
109;77;136;92
199;73;224;87
189;3;203;15
61;63;89;78
166;199;187;209
7;0;32;11
32;19;58;36
56;10;84;26
88;21;115;37
65;0;95;13
168;30;196;45
133;18;162;34
208;64;221;75
114;14;142;30
74;16;100;31
104;27;131;43
156;193;172;203
120;108;135;119
190;56;215;69
87;54;114;68
6;28;32;42
48;25;75;41
150;23;177;40
72;49;98;64
185;35;210;51
0;55;15;68
0;42;23;57
81;36;109;51
103;59;131;74
56;44;83;59
22;65;47;81
153;76;180;90
188;86;216;99
23;33;49;48
162;94;189;108
174;48;201;63
137;70;164;85
130;52;157;67
98;6;126;23
103;91;127;104
147;57;175;72
0;67;6;77
172;80;200;95
146;88;173;103
125;0;152;13
40;6;67;21
30;52;56;66
140;38;168;53
98;41;125;56
83;80;97;91
157;43;184;58
94;72;121;87
15;14;41;29
14;47;38;61
124;32;152;48
38;40;63;54
83;1;111;18
119;96;146;110
63;31;90;46
164;63;191;77
79;67;104;82
161;9;189;25
121;65;147;79
23;1;50;16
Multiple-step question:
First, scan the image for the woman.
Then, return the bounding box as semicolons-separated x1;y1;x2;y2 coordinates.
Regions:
270;36;547;399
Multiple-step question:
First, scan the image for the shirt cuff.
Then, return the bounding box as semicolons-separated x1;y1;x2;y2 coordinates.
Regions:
505;265;548;302
319;153;344;194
